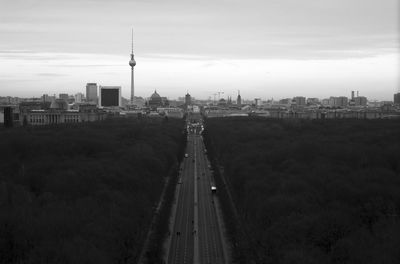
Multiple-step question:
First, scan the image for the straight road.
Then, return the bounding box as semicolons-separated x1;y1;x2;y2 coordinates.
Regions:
167;124;225;264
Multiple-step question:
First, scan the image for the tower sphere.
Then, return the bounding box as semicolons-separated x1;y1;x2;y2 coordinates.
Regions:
129;59;136;67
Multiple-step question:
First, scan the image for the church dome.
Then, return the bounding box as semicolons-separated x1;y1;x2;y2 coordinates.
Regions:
151;90;161;99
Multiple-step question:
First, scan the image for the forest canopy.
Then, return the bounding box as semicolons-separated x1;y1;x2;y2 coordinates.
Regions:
0;117;185;263
204;117;400;264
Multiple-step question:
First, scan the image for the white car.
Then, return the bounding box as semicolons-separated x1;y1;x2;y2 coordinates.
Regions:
185;153;189;158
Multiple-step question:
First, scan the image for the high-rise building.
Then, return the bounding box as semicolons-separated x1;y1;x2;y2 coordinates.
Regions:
129;29;137;105
86;83;98;104
3;107;13;127
75;93;84;103
99;86;121;107
237;90;242;106
185;92;191;105
394;93;400;105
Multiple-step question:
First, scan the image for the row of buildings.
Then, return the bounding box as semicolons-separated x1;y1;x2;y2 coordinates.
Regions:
2;87;399;126
0;87;190;127
1;101;107;127
204;91;400;119
214;91;397;109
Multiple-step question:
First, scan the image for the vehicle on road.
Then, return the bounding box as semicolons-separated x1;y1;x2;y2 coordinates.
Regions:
211;186;217;193
185;153;189;158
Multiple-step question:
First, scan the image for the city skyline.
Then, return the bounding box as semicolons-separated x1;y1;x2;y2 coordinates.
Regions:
0;0;399;101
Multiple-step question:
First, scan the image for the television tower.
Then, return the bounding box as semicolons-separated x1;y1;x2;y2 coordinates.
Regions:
129;29;136;104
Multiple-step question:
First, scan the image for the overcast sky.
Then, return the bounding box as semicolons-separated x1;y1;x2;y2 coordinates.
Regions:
0;0;399;101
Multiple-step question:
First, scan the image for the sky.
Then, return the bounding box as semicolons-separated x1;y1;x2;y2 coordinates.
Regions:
0;0;399;101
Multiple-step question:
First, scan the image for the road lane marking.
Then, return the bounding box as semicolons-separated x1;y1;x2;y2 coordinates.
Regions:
193;135;200;264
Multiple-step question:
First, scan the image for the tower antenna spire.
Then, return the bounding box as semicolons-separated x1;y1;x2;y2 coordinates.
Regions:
129;28;137;105
131;28;134;54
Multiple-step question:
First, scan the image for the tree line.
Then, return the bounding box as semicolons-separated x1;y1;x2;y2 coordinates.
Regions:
203;117;400;264
0;117;186;264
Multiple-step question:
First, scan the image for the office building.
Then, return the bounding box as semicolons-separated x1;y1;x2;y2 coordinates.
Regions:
3;107;13;127
185;92;191;106
354;96;367;106
394;93;400;105
75;93;84;103
293;96;306;106
59;93;69;101
99;86;121;107
334;96;348;108
237;90;242;106
86;83;98;104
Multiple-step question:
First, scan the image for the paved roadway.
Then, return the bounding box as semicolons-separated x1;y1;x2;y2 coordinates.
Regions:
167;128;225;264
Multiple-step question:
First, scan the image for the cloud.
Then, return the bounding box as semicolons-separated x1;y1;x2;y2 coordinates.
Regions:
0;0;398;60
144;53;215;61
0;0;398;100
0;50;35;53
37;73;69;77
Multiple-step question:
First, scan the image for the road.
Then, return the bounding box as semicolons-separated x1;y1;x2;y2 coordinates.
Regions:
167;124;225;264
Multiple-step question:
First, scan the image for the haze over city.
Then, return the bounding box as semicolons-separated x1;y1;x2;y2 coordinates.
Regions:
0;0;399;100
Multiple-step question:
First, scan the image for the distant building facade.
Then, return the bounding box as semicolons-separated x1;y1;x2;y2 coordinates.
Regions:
237;91;242;106
279;98;291;105
20;102;106;126
42;94;52;102
293;96;306;106
86;83;98;104
3;107;13;127
354;96;367;106
321;98;330;106
59;93;69;101
394;93;400;105
99;86;121;107
334;96;348;108
75;93;84;103
185;93;191;106
306;98;319;105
